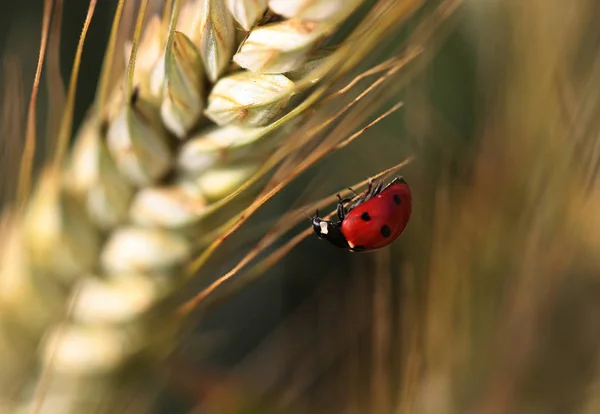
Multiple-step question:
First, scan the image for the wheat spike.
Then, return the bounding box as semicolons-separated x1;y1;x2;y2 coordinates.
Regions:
0;0;444;412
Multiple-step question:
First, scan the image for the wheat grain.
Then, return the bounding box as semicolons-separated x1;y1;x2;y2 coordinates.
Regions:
226;0;268;31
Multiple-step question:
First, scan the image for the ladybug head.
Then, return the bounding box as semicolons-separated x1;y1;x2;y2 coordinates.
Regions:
311;210;350;250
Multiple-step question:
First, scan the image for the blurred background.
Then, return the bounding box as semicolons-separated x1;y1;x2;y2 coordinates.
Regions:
3;0;600;413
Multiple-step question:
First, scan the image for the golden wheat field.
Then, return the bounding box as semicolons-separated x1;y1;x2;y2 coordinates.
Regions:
1;0;600;413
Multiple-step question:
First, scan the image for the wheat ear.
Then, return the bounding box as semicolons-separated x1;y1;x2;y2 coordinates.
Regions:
0;0;446;412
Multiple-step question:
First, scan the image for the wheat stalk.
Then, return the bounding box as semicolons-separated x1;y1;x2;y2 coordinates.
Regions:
0;0;453;412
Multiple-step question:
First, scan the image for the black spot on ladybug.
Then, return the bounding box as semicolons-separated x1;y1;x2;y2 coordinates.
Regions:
353;245;365;252
361;212;371;221
393;194;401;205
380;225;391;238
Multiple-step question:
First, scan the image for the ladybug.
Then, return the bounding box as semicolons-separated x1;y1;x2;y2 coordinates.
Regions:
312;176;412;252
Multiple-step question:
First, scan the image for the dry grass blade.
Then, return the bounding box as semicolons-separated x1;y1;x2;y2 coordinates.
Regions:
94;0;126;117
125;0;150;96
53;0;97;167
44;0;66;152
295;50;420;158
332;101;404;150
339;0;426;71
321;57;411;103
16;0;53;207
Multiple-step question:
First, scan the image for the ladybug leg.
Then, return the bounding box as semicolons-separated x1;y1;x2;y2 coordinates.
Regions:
395;176;407;184
346;181;373;210
386;176;406;189
360;179;382;203
336;194;352;220
347;187;360;197
337;202;345;221
364;180;373;197
356;181;373;204
372;180;384;196
337;194;353;204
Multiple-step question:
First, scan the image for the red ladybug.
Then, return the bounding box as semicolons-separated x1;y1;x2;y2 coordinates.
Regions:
312;176;412;252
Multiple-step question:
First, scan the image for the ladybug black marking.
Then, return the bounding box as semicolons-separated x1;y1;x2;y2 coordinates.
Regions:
380;225;391;238
311;176;412;252
312;211;350;249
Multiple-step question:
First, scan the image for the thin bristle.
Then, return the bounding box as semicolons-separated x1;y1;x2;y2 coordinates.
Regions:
94;0;126;117
16;0;53;207
125;0;150;95
44;0;66;154
53;0;97;167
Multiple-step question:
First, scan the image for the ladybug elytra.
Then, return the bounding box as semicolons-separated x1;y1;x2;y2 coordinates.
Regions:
312;176;412;252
